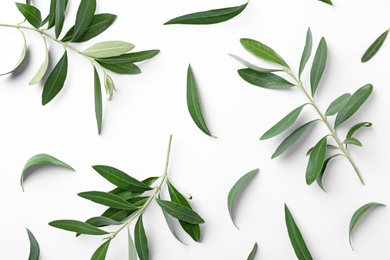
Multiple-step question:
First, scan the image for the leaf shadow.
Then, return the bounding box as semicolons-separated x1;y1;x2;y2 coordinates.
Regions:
22;164;73;188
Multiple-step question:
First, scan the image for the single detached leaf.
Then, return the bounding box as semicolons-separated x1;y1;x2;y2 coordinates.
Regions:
164;3;247;25
240;38;289;68
92;165;153;192
343;137;363;147
20;153;75;191
97;61;141;75
78;191;138;210
156;198;205;224
272;120;317;159
334;84;373;128
187;65;214;137
299;28;313;78
91;240;111;260
325;93;351;116
238;69;294;89
73;0;96;40
318;0;333;5
97;50;160;64
81;41;134;58
227;169;259;228
55;0;66;38
29;36;49;85
349;202;385;250
42;51;68;105
346;122;372;139
230;54;282;73
135;216;149;260
0;30;27;76
261;104;306;140
361;30;389;62
128;227;137;260
285;204;313;260
49;220;109;235
247;242;258;260
26;229;40;260
93;67;103;134
306;137;327;185
15;3;42;29
310;37;327;97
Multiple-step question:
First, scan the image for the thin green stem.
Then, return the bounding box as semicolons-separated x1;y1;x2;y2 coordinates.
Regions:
285;68;365;185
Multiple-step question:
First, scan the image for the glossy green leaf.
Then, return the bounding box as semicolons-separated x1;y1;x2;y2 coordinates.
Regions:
55;0;66;38
42;51;68;105
93;67;103;134
361;30;389;62
334;84;373;128
159;194;186;244
78;191;138;210
91;240;111;260
316;154;340;192
299;28;313;78
285;204;313;260
227;169;259;229
128;227;137;260
346;122;372;138
97;61;141;75
349;202;385;250
343;137;362;147
261;104;306;140
310;37;327;96
92;165;152;192
318;0;333;5
187;65;214;137
164;3;247;25
62;14;117;42
97;50;160;64
325;93;351;116
240;38;289;68
247;242;258;260
15;3;42;29
306;137;327;185
104;73;116;100
26;229;40;260
49;220;109;235
73;0;96;40
48;0;56;29
0;30;26;76
102;197;148;222
306;144;338;156
156;198;205;224
272;120;317;159
81;41;134;58
238;69;294;89
135;216;149;260
230;54;281;73
20;153;75;192
29;36;49;85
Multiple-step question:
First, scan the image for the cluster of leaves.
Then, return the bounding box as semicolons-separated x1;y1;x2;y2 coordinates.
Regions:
232;28;373;187
47;136;204;259
1;0;159;134
361;28;389;62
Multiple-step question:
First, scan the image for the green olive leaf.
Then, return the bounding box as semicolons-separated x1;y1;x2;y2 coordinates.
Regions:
310;37;327;97
48;0;57;29
49;220;109;235
306;136;327;185
97;50;160;64
230;54;282;73
334;84;373;128
164;3;248;25
26;229;40;260
187;64;215;137
343;137;363;147
104;73;116;100
238;69;294;89
307;144;338;156
42;51;68;105
97;61;141;75
93;67;103;134
135;215;149;260
285;204;313;260
15;3;42;29
20;153;75;192
316;154;340;192
156;198;205;224
261;104;307;140
325;93;351;116
318;0;333;5
247;242;258;260
85;216;122;228
346;122;372;139
102;197;148;222
78;191;139;210
72;0;96;40
0;30;27;76
361;30;389;63
349;202;385;250
240;38;289;68
299;28;313;78
108;177;158;200
81;41;134;58
227;168;259;229
91;240;111;260
29;36;49;85
128;227;137;260
55;0;66;38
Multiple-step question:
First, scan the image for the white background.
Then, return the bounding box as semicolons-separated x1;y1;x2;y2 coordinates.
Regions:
0;0;389;259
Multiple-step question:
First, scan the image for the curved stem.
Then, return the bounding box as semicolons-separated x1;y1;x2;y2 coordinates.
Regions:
285;68;365;185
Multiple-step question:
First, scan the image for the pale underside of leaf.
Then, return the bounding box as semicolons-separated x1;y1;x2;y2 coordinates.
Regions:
0;30;27;76
229;54;281;73
29;36;49;85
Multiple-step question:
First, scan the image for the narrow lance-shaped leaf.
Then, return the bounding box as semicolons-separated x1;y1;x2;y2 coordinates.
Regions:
316;154;341;192
26;229;40;260
73;0;96;40
261;104;307;140
128;227;137;260
91;240;111;260
240;38;289;68
101;197;148;222
55;0;66;38
299;28;313;78
108;177;158;200
285;204;313;260
318;0;333;5
227;169;259;229
135;216;149;260
42;51;68;105
187;65;214;137
325;93;351;116
81;41;134;58
104;73;116;100
15;3;42;29
361;30;389;63
0;30;26;76
78;191;138;210
247;242;258;260
29;36;49;85
307;144;338;156
229;54;282;73
272;120;317;159
159;194;186;244
346;122;372;138
310;37;327;97
343;137;363;147
48;0;57;29
349;202;385;250
164;3;248;25
97;61;141;75
76;216;122;236
20;153;75;191
334;84;373;128
49;220;109;235
306;136;327;185
238;69;294;89
97;50;160;64
93;67;103;134
156;198;205;224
